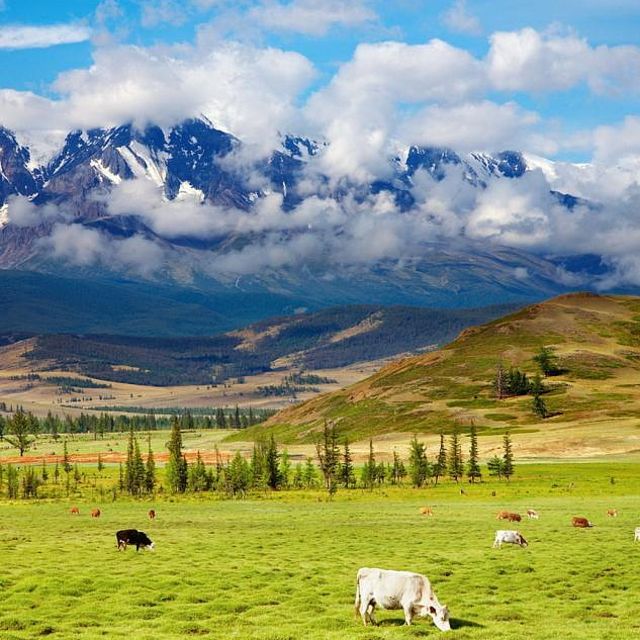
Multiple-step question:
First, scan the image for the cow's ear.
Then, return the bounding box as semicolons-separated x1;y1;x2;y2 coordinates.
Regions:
429;606;437;615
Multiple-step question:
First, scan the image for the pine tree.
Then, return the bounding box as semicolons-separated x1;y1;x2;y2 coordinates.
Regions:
292;463;303;489
503;431;514;481
97;453;104;473
466;423;482;482
62;440;72;474
6;411;35;456
360;439;376;490
118;462;124;492
227;452;250;496
315;423;340;496
7;464;19;499
279;449;291;489
408;435;430;487
487;456;504;479
447;428;463;483
302;457;318;488
188;451;208;492
145;436;156;493
340;440;356;488
264;435;281;490
534;346;559;376
54;461;60;484
532;393;549;419
73;464;80;489
166;417;187;493
434;433;447;485
41;458;48;483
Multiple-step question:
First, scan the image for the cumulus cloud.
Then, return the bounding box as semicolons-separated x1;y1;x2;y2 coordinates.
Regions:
442;0;482;36
140;1;189;28
247;0;377;36
40;223;164;276
0;41;315;154
487;27;640;95
0;23;91;50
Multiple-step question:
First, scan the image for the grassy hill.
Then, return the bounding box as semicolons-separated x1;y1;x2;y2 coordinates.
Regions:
229;292;640;444
8;303;516;386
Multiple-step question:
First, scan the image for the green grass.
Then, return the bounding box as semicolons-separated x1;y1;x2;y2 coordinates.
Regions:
0;463;639;639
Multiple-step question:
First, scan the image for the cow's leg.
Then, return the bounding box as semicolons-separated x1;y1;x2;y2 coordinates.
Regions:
359;598;371;626
367;602;378;626
402;604;413;626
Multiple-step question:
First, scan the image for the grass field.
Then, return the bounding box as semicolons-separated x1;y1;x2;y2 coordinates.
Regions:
1;463;639;639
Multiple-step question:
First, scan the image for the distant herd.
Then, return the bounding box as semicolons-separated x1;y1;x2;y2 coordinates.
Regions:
65;503;637;632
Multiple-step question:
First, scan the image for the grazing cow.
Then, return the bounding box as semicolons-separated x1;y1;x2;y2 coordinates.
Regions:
419;508;434;516
498;511;521;522
91;509;101;518
70;507;80;515
493;530;528;548
148;509;156;520
354;568;450;630
526;509;539;519
572;517;594;528
634;527;640;543
116;529;155;552
607;509;617;518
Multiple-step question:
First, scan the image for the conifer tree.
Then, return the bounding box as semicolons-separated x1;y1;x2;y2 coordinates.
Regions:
360;439;376;490
487;456;504;479
447;427;464;482
145;436;156;493
279;449;291;489
97;453;104;473
340;440;356;488
302;457;318;488
6;411;35;456
292;463;303;488
264;435;281;490
165;417;187;493
502;431;514;481
188;451;208;492
315;423;340;495
466;423;482;482
409;435;430;487
434;433;447;485
7;464;19;499
41;458;48;483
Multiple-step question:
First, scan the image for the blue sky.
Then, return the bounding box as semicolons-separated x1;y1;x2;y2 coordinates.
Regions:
0;0;639;162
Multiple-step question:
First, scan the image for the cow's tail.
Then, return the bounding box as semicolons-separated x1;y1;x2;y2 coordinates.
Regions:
354;572;361;620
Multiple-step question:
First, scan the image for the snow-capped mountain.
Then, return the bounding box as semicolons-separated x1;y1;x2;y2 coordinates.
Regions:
0;117;601;311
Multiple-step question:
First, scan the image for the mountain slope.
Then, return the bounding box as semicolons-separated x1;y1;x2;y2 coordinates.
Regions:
5;302;518;386
0;118;599;311
231;293;640;443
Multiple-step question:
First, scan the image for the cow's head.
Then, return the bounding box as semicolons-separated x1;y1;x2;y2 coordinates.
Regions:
427;604;451;631
146;542;155;552
518;534;528;548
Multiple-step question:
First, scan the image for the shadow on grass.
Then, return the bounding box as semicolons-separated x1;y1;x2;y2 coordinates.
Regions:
373;617;483;630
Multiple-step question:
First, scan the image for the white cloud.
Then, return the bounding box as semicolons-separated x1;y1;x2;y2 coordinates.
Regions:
442;0;482;36
247;0;377;36
0;23;91;50
40;223;164;276
487;27;640;95
0;42;315;154
400;101;542;155
141;1;188;28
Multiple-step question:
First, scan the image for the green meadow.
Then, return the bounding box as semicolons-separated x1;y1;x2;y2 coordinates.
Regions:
0;463;639;639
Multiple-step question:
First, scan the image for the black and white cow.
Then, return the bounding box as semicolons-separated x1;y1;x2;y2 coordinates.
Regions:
116;529;155;552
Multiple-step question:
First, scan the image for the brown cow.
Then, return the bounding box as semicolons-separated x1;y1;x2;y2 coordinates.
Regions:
526;509;539;519
572;517;594;528
148;509;156;520
607;509;617;518
91;509;101;518
497;511;521;522
419;507;433;516
70;507;80;515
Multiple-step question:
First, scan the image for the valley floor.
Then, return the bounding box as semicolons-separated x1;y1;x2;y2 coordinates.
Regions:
0;464;639;639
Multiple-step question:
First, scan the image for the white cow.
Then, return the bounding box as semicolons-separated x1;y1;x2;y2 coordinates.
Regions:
493;530;528;548
634;527;640;543
355;567;451;630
